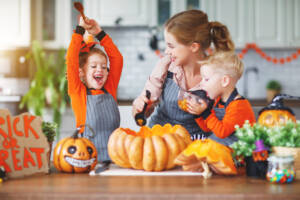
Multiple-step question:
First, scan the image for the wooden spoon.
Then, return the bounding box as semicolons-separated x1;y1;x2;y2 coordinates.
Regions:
74;2;87;22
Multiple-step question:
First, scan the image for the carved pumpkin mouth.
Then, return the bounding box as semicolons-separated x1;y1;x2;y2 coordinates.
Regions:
65;157;96;168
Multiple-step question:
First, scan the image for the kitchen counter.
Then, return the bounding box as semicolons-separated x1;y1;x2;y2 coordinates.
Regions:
1;168;299;200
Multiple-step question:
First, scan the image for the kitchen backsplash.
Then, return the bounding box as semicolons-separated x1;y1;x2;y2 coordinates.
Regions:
105;27;300;100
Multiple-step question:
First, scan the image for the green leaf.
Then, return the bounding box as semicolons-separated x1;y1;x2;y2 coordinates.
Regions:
19;40;69;138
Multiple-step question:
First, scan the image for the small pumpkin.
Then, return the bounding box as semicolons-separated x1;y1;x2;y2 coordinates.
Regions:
174;139;237;175
108;124;192;171
258;94;297;127
252;139;269;162
53;127;97;173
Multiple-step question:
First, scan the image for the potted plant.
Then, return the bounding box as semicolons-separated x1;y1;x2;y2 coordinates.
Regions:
266;80;282;102
231;121;270;178
268;120;300;180
19;41;69;138
42;121;57;168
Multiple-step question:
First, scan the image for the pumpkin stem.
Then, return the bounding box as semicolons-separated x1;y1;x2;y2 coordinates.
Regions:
72;124;96;139
72;129;80;139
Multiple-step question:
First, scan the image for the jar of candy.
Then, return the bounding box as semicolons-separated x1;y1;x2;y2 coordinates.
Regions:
266;154;295;183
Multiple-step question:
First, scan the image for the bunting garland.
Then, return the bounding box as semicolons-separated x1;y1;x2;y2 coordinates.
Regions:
238;43;300;64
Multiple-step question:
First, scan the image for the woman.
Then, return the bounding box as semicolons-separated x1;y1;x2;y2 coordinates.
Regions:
132;10;234;140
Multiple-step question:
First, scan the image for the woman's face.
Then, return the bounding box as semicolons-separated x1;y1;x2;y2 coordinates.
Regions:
164;30;192;66
200;65;223;99
81;53;108;90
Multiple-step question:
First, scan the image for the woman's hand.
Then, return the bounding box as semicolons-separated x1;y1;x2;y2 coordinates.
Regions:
79;17;102;36
186;99;207;115
159;54;172;67
132;92;152;117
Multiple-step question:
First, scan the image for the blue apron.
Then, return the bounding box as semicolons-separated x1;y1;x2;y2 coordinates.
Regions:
83;88;120;162
209;88;239;146
149;71;210;140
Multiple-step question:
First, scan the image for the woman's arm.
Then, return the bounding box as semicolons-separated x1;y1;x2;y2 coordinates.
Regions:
132;56;171;115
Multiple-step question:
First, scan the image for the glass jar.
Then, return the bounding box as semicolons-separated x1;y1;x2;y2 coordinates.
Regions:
266;154;295;183
177;89;209;112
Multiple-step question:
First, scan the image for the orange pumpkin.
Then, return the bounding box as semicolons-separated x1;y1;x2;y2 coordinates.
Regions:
258;109;296;127
258;94;297;127
174;139;237;175
108;124;192;171
53;131;97;173
178;99;188;111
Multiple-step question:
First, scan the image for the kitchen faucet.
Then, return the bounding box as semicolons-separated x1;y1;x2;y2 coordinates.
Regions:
243;66;259;98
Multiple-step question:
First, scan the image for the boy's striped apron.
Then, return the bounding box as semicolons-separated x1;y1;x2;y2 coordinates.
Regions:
209;88;239;146
83;88;120;162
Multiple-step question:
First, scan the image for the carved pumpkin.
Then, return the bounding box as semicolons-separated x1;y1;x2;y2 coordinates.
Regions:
258;94;297;127
108;124;192;171
252;139;269;162
258;110;296;127
53;130;97;173
174;139;237;175
253;150;269;162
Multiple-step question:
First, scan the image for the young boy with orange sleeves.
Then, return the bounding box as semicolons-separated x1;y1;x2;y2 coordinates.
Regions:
187;51;256;146
66;17;123;162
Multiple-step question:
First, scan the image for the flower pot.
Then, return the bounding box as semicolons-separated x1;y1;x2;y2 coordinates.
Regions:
272;146;300;180
245;156;268;178
266;89;280;103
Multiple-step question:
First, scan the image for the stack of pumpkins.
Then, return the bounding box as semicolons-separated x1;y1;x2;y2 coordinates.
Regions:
108;123;237;175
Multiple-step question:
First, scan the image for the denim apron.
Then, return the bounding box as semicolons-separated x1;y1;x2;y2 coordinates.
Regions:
209;88;239;146
83;88;120;162
149;71;210;140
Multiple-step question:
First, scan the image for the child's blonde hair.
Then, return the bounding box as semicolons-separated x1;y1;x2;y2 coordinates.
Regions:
201;51;244;80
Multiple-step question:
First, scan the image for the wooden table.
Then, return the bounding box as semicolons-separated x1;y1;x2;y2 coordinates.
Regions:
1;169;300;200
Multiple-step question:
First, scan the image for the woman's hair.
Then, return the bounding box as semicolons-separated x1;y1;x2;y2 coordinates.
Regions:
79;48;107;68
201;51;244;80
165;10;234;52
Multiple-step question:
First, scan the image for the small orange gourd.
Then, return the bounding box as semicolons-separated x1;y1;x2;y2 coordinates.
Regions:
108;124;192;171
53;127;97;173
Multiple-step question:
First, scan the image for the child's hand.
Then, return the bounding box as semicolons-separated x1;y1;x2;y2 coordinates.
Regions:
85;18;102;36
186;99;208;115
79;17;102;36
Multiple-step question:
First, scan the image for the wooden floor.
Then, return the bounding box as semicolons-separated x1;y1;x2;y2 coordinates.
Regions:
1;169;300;200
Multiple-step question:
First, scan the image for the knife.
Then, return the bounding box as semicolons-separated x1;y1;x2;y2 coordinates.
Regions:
135;90;151;126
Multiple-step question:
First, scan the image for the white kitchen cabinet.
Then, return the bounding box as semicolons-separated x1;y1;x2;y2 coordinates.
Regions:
171;0;299;48
84;0;155;26
34;0;72;49
0;0;30;49
200;0;248;48
249;0;287;48
287;0;300;47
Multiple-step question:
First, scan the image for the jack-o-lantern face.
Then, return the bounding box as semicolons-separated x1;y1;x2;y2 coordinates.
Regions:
53;137;97;173
252;150;269;162
258;110;296;127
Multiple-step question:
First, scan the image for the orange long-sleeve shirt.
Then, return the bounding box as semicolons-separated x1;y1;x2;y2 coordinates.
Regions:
195;98;256;139
66;33;123;130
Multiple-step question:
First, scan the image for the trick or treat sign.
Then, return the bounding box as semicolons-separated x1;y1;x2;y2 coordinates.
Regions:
0;109;49;178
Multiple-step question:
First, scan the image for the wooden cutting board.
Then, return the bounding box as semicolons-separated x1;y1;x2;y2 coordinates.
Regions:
94;164;205;176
